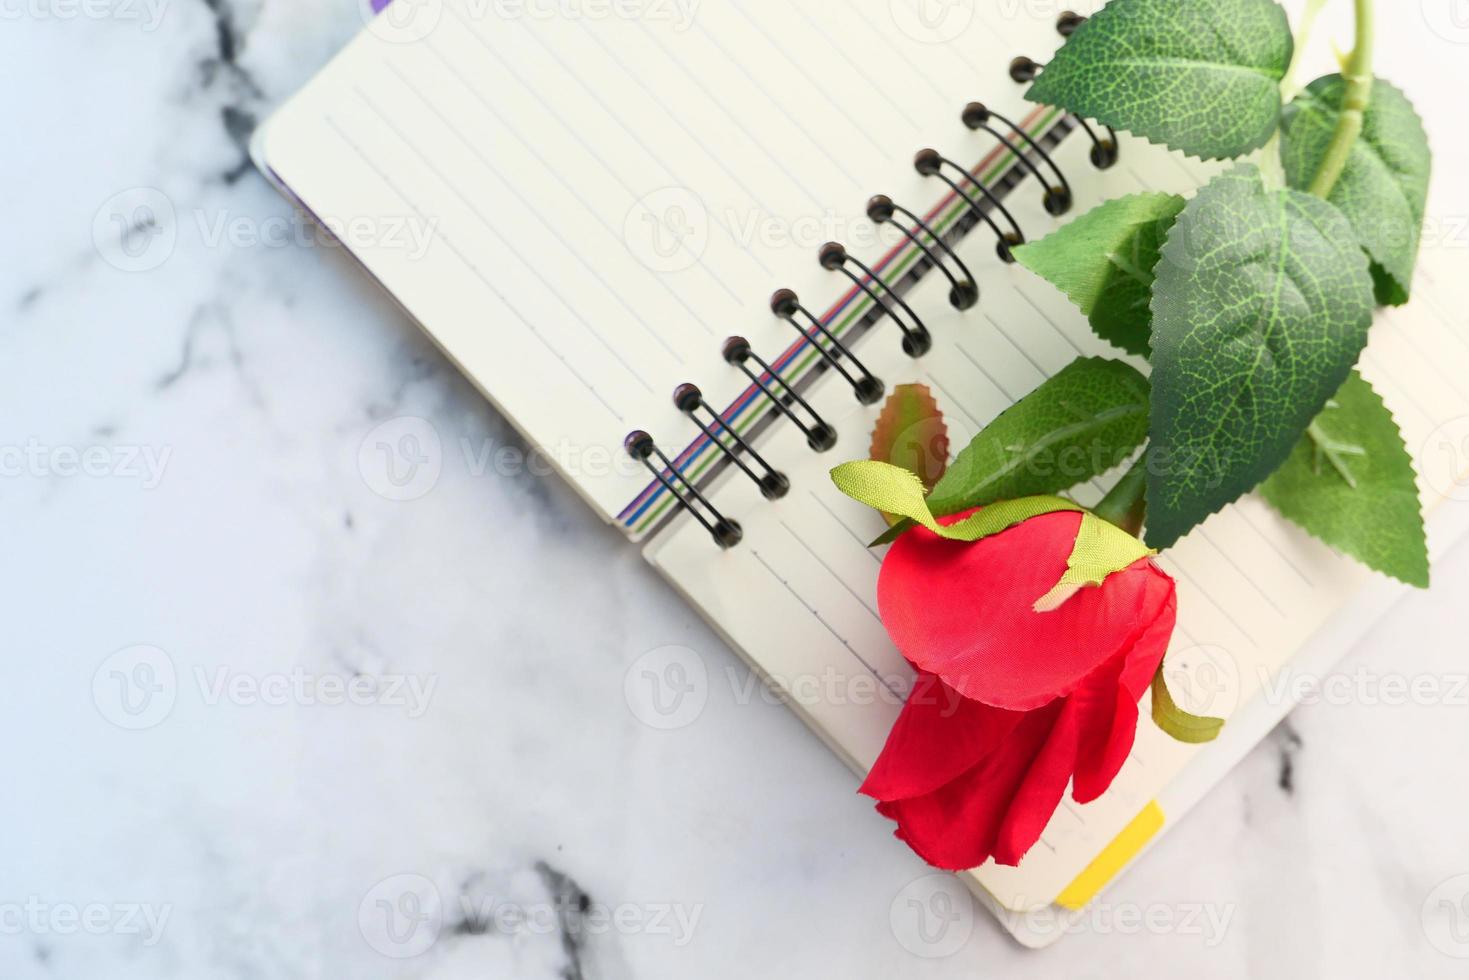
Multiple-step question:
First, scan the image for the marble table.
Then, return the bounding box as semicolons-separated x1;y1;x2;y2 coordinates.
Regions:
6;1;1469;976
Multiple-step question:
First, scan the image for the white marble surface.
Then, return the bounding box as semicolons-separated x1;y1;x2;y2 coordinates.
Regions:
6;1;1469;976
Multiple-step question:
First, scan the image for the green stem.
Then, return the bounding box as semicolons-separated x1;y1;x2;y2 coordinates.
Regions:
1280;0;1330;101
1094;456;1149;538
1307;0;1375;199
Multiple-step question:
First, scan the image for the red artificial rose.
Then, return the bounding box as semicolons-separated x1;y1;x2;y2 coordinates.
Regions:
861;508;1176;870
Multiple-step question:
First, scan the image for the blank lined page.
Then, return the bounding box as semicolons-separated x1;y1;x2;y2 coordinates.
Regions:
256;0;1071;519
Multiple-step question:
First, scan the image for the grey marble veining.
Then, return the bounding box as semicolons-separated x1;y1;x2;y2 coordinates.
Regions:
6;1;1469;976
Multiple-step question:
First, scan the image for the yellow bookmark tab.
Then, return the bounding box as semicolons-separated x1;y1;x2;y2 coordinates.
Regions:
1054;801;1165;911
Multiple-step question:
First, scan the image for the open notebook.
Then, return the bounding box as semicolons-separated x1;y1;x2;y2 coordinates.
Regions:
254;0;1469;946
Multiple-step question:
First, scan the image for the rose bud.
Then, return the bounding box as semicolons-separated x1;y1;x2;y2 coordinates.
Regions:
861;507;1177;870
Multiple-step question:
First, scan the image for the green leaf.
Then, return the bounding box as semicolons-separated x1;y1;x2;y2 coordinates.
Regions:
1013;192;1185;355
1280;75;1432;306
1025;0;1293;160
1146;164;1375;549
830;460;1081;541
870;383;949;491
1260;372;1429;587
924;357;1151;518
1150;665;1225;744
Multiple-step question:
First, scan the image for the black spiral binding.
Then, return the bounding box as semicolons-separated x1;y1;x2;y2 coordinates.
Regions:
673;383;791;501
722;337;838;453
624;14;1116;547
914;147;1026;262
866;195;979;311
771;288;886;405
625;431;743;549
962;102;1073;215
819;242;932;358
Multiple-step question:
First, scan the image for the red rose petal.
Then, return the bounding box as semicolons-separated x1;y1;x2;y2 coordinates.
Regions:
875;701;1065;871
991;695;1084;866
1071;583;1176;804
878;514;1173;710
861;671;1023;803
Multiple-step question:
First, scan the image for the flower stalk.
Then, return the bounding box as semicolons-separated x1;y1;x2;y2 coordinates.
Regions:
1307;0;1375;199
1093;456;1149;538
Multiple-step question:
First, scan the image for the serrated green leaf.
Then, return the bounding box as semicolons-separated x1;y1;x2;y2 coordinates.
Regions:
1146;164;1375;549
1150;665;1225;744
1260;372;1428;587
1025;0;1293;160
870;384;949;490
1013;192;1185;355
924;357;1151;518
1280;74;1431;306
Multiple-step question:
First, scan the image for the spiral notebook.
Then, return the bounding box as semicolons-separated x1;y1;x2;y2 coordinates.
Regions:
254;0;1469;946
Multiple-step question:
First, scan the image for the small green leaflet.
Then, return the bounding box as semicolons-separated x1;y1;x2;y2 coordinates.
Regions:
1280;75;1431;306
1013;192;1185;355
1150;665;1225;744
1032;513;1153;613
1146;164;1375;549
924;357;1150;518
1260;372;1429;587
1025;0;1293;160
829;461;1147;612
869;384;949;491
830;460;1082;542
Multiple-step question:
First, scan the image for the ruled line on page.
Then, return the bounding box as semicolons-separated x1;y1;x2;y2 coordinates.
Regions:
788;3;917;130
979;310;1051;382
727;3;892;162
1189;526;1290;619
482;4;775;280
417;38;724;336
954;339;1024;401
576;21;783;220
1154;554;1262;650
320;113;626;423
888;0;979;80
1232;505;1317;591
749;547;900;696
921;370;984;432
437;10;745;309
382;58;689;366
632;18;829;211
689;17;866;190
1382;307;1469;404
353;85;659;395
807;490;884;565
1012;280;1088;360
779;519;884;624
839;0;947;102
